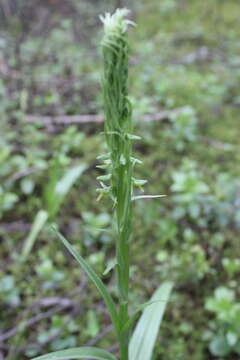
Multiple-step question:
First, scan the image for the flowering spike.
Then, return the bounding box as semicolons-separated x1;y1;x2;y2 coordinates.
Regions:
98;9;138;358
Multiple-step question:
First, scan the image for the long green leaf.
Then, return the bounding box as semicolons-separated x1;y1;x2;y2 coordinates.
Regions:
32;347;117;360
129;281;173;360
53;228;119;334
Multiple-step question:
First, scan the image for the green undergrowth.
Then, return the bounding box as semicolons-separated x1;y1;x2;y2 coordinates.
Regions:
0;0;239;359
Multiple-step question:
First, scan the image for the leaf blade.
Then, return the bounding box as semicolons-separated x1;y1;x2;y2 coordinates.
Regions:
52;228;119;334
129;281;173;360
32;347;117;360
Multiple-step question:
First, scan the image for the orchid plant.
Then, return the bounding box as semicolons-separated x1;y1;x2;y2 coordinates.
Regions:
32;9;172;360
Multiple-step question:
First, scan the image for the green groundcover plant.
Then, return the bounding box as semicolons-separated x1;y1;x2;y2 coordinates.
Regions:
32;9;173;360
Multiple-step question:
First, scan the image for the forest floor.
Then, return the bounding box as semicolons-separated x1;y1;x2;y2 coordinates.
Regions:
1;0;240;359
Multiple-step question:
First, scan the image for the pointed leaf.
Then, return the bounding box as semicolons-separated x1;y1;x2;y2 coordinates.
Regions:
52;228;119;334
129;281;173;360
132;195;166;201
103;259;117;276
32;347;117;360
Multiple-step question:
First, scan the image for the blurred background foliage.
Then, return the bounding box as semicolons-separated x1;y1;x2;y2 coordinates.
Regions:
0;0;240;359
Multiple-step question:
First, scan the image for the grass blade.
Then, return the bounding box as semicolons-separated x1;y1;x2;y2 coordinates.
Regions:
48;164;87;218
52;228;119;334
129;281;173;360
32;347;117;360
21;210;48;261
55;164;87;198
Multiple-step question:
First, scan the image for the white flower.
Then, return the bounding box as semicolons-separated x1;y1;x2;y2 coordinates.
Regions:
100;8;135;35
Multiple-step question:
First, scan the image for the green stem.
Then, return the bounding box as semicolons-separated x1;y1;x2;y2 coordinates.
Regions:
119;303;129;360
116;164;132;360
119;331;129;360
